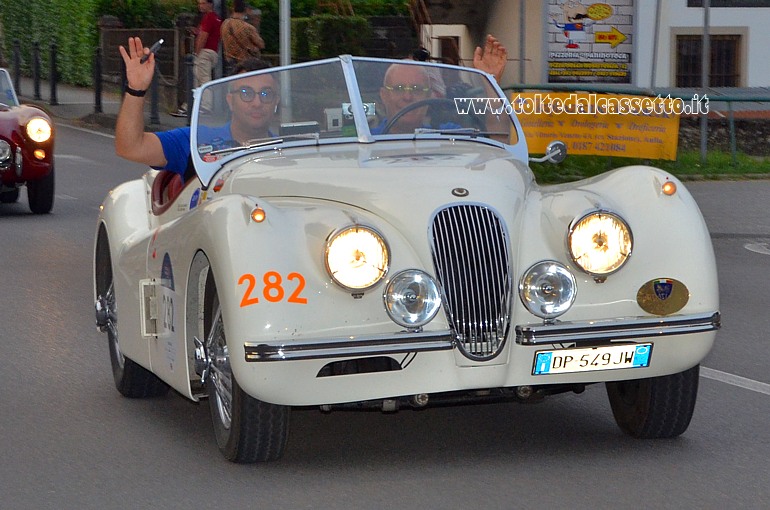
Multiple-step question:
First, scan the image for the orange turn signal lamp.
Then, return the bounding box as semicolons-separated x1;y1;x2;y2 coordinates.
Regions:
250;207;266;223
662;180;677;196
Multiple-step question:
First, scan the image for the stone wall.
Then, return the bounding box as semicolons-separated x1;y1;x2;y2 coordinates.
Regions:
679;118;770;156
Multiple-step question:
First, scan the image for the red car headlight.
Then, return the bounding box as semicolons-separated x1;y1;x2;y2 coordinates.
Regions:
26;117;52;143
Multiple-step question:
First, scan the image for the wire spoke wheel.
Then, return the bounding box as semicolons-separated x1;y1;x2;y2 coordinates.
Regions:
96;233;168;398
207;306;233;429
204;272;290;463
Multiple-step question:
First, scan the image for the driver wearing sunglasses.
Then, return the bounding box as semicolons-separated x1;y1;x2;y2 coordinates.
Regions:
373;64;433;134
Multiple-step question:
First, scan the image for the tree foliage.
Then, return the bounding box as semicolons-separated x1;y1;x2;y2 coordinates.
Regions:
0;0;409;86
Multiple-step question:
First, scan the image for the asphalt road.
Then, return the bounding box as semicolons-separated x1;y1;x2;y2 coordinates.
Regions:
1;124;769;509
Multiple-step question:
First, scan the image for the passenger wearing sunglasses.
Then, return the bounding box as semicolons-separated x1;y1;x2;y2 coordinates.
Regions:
115;37;276;180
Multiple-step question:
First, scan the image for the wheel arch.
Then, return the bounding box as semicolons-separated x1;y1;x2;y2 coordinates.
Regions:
185;249;213;400
94;221;112;301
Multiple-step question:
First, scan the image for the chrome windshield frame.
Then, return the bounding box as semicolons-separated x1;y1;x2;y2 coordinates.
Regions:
190;56;528;188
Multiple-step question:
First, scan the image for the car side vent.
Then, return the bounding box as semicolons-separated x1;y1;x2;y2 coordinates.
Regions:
430;205;511;360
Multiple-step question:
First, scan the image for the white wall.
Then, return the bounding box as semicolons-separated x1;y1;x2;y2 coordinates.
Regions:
484;0;770;88
639;0;770;87
419;25;475;66
486;0;544;86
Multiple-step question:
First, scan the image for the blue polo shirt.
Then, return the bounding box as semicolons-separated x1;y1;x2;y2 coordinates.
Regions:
155;124;234;176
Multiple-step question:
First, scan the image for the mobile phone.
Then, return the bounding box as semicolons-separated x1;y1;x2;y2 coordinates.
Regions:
140;39;164;64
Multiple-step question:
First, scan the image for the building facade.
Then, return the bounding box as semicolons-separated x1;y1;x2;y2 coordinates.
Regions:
419;0;770;88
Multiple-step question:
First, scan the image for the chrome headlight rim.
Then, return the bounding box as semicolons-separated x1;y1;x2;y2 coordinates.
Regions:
383;269;442;329
26;117;52;143
0;139;11;162
568;209;633;277
518;260;577;320
325;224;390;292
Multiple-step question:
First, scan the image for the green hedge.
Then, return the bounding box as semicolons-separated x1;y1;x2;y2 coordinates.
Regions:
260;0;408;55
0;0;409;85
95;0;196;29
0;0;99;85
292;15;370;60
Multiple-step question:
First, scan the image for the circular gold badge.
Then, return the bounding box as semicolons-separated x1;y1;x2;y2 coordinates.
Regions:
636;278;689;316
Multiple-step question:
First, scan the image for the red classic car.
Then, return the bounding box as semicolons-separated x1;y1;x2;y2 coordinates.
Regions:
0;68;55;214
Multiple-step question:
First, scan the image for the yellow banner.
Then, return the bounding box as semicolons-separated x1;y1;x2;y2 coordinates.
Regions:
513;92;681;160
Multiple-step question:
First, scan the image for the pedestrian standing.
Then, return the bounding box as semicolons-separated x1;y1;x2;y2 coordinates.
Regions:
221;0;265;76
178;0;221;114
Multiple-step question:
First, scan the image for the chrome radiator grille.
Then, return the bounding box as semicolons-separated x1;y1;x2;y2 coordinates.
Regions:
430;205;511;360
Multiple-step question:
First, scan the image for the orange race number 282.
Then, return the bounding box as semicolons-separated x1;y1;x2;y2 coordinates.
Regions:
238;272;308;307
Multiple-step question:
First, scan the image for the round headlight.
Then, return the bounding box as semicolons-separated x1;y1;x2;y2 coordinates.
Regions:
26;117;52;143
384;269;441;328
568;211;632;276
519;261;577;319
0;140;10;162
326;225;389;291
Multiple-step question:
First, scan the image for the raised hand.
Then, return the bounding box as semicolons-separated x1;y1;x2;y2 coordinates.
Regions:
473;34;508;83
118;36;155;92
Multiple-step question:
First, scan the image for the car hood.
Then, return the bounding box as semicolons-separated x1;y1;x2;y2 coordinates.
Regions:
0;104;50;135
222;141;533;223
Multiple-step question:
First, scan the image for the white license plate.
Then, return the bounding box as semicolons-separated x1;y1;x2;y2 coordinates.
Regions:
533;343;652;375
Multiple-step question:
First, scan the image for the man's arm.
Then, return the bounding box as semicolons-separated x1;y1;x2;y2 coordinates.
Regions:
249;24;265;50
115;37;166;167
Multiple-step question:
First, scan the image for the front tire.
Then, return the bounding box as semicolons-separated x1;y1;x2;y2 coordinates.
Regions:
27;168;55;214
96;232;169;398
606;364;700;439
204;273;290;463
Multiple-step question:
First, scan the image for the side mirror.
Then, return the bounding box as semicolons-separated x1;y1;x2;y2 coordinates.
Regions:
529;140;567;164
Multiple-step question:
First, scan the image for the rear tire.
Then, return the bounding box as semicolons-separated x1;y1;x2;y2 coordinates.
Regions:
606;364;700;439
0;188;20;203
96;232;169;398
27;168;55;214
204;273;290;463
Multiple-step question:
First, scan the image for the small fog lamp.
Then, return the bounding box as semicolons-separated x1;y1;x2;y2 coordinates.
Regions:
519;261;577;320
384;269;441;328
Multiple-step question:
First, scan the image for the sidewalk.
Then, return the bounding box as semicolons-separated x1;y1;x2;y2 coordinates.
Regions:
16;76;188;133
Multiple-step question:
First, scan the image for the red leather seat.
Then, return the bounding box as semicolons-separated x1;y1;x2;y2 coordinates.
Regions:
151;171;186;216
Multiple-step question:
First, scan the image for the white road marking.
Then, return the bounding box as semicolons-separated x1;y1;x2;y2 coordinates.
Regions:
701;366;770;396
55;154;89;161
744;242;770;256
57;122;115;139
55;194;77;200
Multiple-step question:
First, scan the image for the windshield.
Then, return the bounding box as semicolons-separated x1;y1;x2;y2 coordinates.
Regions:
0;69;19;107
191;57;520;187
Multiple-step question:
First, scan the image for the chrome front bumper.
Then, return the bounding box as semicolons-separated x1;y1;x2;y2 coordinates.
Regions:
515;312;721;345
244;330;454;362
244;312;720;362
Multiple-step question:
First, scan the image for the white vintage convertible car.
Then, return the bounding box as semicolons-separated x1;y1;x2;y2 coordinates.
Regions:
94;56;720;463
